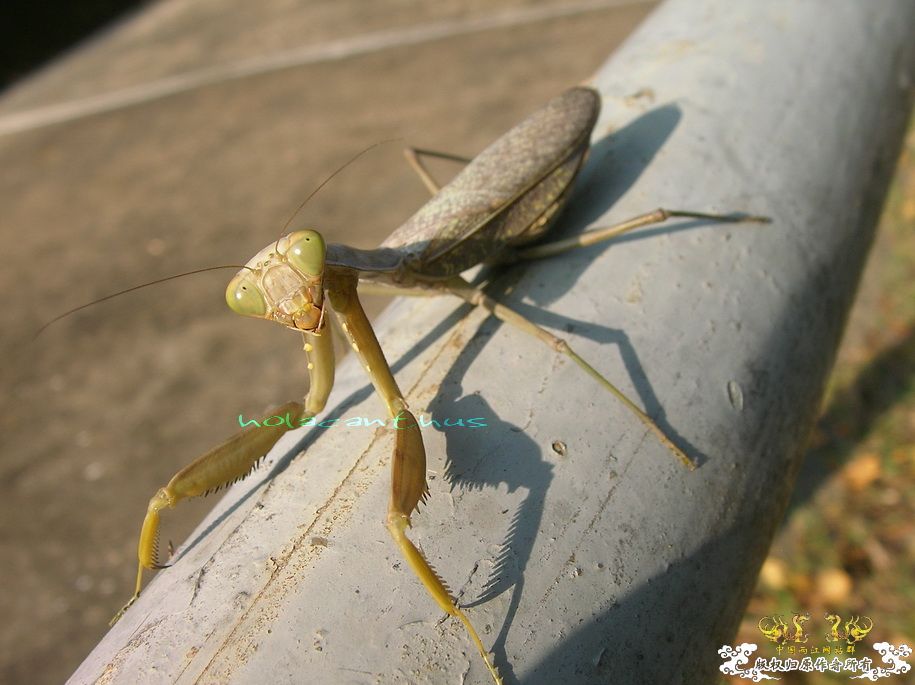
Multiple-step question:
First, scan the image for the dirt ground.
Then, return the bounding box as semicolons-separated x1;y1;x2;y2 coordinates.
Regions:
0;2;658;683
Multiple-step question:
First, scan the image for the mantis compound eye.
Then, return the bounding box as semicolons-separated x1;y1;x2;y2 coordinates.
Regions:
286;229;326;276
225;274;267;317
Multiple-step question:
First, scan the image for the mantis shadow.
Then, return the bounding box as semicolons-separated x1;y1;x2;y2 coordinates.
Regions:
519;101;756;312
425;317;551;685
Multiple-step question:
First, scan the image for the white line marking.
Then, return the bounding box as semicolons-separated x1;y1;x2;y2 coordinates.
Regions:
0;0;646;136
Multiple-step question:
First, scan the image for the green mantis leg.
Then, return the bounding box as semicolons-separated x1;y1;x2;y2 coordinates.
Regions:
110;327;335;624
445;275;695;470
326;272;502;685
502;208;769;262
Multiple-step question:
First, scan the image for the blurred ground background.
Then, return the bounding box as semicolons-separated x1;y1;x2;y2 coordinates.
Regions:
0;2;910;684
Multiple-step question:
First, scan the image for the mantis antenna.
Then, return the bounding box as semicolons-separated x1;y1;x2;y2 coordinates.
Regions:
40;139;402;338
34;264;254;338
273;138;401;254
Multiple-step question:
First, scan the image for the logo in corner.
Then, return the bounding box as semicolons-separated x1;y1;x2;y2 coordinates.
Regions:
719;613;911;681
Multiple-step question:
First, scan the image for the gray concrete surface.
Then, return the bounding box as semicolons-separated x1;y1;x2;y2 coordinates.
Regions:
0;1;656;684
63;1;915;684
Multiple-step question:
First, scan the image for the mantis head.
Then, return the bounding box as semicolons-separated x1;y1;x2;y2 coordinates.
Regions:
226;229;327;332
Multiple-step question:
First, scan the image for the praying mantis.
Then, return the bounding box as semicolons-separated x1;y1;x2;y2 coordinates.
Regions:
106;85;765;683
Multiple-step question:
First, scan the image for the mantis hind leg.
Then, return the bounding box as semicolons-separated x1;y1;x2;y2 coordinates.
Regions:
503;208;770;262
445;276;695;470
111;329;335;625
403;146;472;195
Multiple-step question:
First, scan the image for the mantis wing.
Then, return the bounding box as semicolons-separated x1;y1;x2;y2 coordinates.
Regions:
379;86;600;277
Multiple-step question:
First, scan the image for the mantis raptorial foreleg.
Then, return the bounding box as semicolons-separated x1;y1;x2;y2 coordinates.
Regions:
326;271;502;685
110;328;335;624
444;275;695;469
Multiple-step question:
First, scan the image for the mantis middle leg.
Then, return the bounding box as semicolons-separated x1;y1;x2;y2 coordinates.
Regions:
325;270;502;685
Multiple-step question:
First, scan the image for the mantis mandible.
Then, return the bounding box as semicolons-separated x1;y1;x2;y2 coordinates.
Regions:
108;86;765;683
